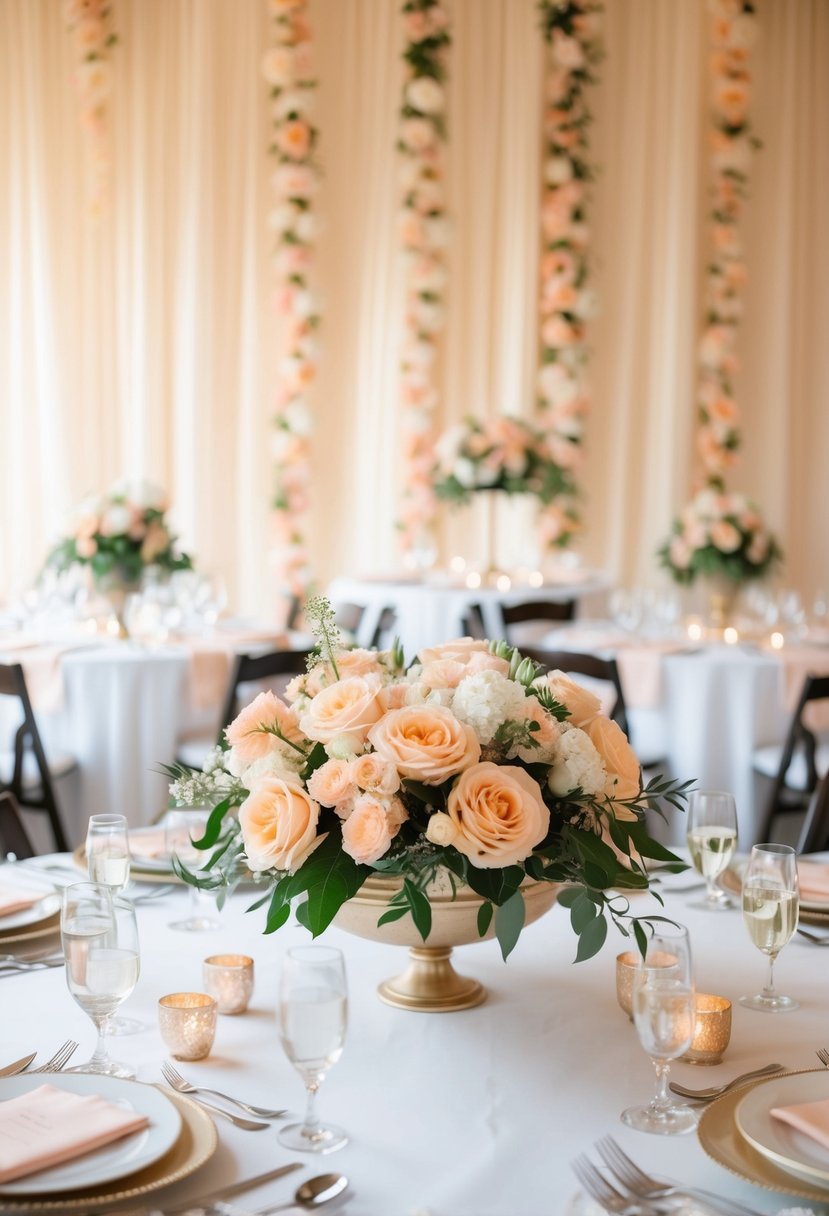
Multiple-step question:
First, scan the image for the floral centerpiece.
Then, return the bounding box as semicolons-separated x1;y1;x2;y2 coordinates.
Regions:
170;599;687;964
45;480;192;587
658;487;781;586
431;415;578;518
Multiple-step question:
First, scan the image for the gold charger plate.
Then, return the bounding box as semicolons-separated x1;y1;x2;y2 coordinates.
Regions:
698;1068;829;1205
0;918;60;954
0;1087;217;1212
0;911;59;941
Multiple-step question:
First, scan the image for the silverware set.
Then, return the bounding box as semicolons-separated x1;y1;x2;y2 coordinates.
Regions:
0;1040;78;1076
572;1136;764;1216
159;1062;276;1131
0;951;64;978
161;1060;288;1119
668;1061;785;1102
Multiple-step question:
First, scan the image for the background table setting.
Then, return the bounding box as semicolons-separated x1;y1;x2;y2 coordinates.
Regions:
1;841;829;1216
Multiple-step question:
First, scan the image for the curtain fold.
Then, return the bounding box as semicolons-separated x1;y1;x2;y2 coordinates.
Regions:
0;0;826;612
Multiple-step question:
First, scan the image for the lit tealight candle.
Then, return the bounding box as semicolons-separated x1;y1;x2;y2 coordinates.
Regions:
158;993;217;1060
770;631;785;650
449;555;466;574
723;626;739;646
202;954;255;1015
465;571;482;590
615;950;678;1019
687;620;703;643
496;574;512;592
682;994;732;1065
528;570;544;589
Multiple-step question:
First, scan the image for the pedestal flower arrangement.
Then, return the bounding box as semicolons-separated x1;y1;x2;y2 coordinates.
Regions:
170;600;688;975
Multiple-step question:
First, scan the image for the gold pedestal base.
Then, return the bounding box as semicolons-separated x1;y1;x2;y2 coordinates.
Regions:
377;946;487;1013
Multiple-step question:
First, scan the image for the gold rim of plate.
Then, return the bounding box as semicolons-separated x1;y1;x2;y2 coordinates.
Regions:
698;1068;829;1203
0;918;61;950
0;1087;217;1212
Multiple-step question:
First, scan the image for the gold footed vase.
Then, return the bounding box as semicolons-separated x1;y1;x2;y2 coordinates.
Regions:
333;874;560;1013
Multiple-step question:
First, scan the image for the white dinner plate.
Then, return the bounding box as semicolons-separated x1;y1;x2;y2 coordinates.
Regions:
735;1070;829;1188
0;1073;182;1195
0;890;60;933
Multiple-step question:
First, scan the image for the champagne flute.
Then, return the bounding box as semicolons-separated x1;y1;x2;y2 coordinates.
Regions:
277;945;348;1154
61;883;140;1078
164;808;221;932
739;843;799;1012
621;923;697;1135
86;814;131;892
686;791;738;910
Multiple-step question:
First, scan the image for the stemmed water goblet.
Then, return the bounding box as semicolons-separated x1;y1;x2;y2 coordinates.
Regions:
164;808;221;932
621;923;697;1135
85;813;144;1035
60;882;140;1078
686;791;738;910
277;945;348;1154
739;843;800;1012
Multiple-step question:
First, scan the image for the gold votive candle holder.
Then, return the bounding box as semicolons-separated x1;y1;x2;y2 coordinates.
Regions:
202;954;255;1015
682;993;732;1065
615;950;678;1019
158;992;217;1060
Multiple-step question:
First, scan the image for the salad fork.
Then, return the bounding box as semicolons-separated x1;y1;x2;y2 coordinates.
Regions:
30;1040;79;1073
161;1060;288;1119
596;1136;764;1216
570;1154;658;1215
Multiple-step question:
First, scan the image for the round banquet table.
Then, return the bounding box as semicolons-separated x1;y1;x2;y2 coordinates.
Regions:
4;855;829;1216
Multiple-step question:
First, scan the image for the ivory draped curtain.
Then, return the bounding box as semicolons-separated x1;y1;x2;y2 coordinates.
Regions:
1;0;827;616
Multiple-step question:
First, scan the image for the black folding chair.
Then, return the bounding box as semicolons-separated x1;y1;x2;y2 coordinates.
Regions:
754;674;829;842
0;791;36;860
797;773;829;854
463;598;576;643
0;663;71;853
521;647;629;735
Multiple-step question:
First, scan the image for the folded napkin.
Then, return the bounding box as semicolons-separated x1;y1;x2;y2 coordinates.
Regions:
771;1096;829;1152
0;1083;149;1183
796;861;829;903
128;829;169;862
0;883;45;919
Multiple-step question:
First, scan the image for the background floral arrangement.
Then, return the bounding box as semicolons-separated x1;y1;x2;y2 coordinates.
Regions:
658;487;781;585
396;0;451;561
262;0;320;599
171;599;687;962
535;1;603;553
46;480;192;584
63;0;118;215
661;0;780;585
431;415;577;509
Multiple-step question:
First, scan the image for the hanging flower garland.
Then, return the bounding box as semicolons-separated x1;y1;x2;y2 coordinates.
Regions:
660;0;781;586
63;0;118;215
397;0;451;564
262;0;321;599
535;1;602;555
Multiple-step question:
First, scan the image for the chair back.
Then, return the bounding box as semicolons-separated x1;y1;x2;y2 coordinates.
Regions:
520;647;630;736
797;773;829;854
759;673;829;841
0;792;35;860
463;599;576;643
0;663;68;852
218;649;312;739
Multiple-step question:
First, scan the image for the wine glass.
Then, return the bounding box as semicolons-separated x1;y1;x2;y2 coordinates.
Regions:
686;791;738;910
164;809;221;932
621;923;697;1135
277;945;348;1154
85;814;144;1035
61;883;140;1078
739;843;800;1012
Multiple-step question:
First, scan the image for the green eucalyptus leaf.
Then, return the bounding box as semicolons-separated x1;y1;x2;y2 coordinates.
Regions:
495;890;525;961
575;913;608;962
477;901;493;937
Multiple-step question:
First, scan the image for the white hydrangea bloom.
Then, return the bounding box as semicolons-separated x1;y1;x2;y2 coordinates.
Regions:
226;744;303;785
451;670;528;744
547;722;607;798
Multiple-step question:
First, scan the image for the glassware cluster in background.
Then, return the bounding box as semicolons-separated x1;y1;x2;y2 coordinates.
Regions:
606;583;828;644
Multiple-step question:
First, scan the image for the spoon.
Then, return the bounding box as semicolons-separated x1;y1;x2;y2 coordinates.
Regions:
669;1062;785;1101
251;1173;349;1215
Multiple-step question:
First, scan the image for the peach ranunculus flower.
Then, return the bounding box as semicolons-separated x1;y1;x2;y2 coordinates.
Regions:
368;705;480;785
351;753;400;797
537;671;601;728
225;690;304;763
341;793;407;865
585;717;641;812
416;638;490;666
239;777;321;873
306;758;357;808
446;762;550;868
299;674;385;749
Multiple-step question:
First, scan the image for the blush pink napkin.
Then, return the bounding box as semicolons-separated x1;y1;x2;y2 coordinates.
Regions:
0;884;45;919
0;1084;149;1183
797;861;829;904
128;829;169;861
771;1096;829;1152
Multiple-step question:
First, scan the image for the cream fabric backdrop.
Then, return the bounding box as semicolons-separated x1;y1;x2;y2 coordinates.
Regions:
1;0;827;616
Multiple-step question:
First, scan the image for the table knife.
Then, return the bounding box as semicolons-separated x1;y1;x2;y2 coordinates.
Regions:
161;1162;303;1213
0;1052;36;1076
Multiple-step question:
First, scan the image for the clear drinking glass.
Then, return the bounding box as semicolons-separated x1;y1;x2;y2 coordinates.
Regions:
86;814;131;893
164;809;220;932
61;883;140;1078
686;791;738;910
277;945;348;1154
739;843;800;1012
621;923;697;1135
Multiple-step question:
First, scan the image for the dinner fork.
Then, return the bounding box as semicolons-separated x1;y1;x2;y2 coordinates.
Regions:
161;1061;288;1118
570;1154;659;1215
30;1040;79;1073
816;1048;829;1067
596;1136;765;1216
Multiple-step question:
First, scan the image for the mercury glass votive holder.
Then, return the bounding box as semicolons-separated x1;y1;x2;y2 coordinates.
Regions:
681;994;732;1065
158;993;217;1060
202;954;255;1015
615;950;678;1019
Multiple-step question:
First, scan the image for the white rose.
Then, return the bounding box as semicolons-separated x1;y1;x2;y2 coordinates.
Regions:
425;812;458;846
545;155;573;185
406;76;445;116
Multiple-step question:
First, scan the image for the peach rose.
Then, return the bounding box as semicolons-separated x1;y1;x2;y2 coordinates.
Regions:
299;675;384;747
341;794;404;865
239;777;321;872
306;758;357;807
226;691;304;763
351;753;400;797
539;671;601;727
417;638;490;666
368;706;480;785
446;762;550;868
585;717;641;810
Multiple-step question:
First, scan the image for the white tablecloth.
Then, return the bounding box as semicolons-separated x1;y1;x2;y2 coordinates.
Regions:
4;856;829;1215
